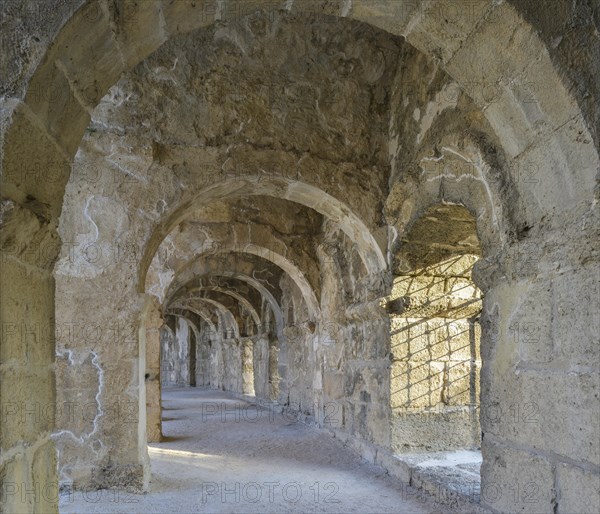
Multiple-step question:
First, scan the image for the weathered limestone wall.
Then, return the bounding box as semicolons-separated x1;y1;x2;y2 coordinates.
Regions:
2;3;598;514
387;205;482;452
389;255;482;453
0;196;59;513
385;164;599;513
262;221;392;445
241;339;254;395
314;228;392;446
278;272;316;417
159;324;176;387
54;280;145;492
268;335;280;402
188;328;196;387
160;318;190;387
477;248;600;514
220;339;244;393
142;299;163;443
202;336;245;395
48;15;397;490
252;336;270;399
194;326;212;388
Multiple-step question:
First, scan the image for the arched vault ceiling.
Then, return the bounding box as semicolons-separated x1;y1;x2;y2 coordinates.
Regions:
169;308;213;338
50;5;597;308
172;297;240;338
178;289;248;324
4;4;599;512
170;295;237;330
176;287;262;329
167;306;217;333
169;271;285;339
178;278;268;325
167;253;285;306
68;14;400;286
146;197;325;305
139;175;388;289
3;0;595;250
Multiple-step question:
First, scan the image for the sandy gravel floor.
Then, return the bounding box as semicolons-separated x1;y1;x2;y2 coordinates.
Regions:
60;388;447;513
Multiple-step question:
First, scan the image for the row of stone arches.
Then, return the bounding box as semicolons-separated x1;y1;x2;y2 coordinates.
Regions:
1;2;598;513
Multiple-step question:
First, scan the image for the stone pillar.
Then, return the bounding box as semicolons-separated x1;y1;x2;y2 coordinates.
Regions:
209;331;223;390
195;323;212;387
0;95;79;512
160;324;175;386
189;328;196;387
477;242;600;514
175;317;190;386
242;338;255;395
221;338;243;393
0;202;59;514
252;335;269;399
268;335;280;401
143;298;163;443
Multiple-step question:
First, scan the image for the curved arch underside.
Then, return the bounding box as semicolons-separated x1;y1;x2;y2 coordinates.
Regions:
2;2;599;514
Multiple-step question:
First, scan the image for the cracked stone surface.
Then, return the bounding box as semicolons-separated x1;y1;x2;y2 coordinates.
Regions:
1;2;599;514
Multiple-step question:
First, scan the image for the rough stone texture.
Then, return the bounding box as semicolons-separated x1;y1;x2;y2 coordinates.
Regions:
388;206;482;453
1;2;599;514
556;463;600;514
481;440;555;514
142;297;163;443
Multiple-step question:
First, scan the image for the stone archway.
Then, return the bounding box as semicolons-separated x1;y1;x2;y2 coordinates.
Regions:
1;2;598;513
386;203;483;454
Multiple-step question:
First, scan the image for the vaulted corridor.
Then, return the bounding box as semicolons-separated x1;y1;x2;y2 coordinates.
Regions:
60;388;443;513
2;2;599;514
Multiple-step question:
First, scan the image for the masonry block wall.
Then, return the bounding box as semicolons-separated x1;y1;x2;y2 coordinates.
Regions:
1;2;598;513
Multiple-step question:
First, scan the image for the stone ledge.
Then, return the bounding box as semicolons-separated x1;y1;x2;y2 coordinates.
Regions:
233;391;488;511
325;426;489;512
